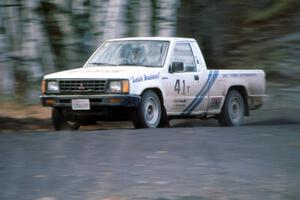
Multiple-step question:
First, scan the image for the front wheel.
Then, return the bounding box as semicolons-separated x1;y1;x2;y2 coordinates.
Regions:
218;90;245;126
52;107;80;131
132;90;162;128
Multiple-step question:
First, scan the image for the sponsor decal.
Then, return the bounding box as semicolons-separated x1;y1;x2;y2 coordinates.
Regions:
144;73;160;81
209;97;222;110
222;73;257;78
130;73;160;83
174;99;187;108
131;76;143;83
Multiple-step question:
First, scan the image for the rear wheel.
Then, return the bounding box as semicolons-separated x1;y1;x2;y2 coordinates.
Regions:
52;107;80;131
218;90;245;126
132;90;162;128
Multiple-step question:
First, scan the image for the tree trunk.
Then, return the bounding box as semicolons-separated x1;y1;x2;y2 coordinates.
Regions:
156;0;178;36
102;0;129;40
137;1;152;36
21;0;44;78
0;33;15;94
89;0;109;45
1;0;23;96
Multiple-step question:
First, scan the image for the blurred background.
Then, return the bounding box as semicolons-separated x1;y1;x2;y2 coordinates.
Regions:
0;0;299;131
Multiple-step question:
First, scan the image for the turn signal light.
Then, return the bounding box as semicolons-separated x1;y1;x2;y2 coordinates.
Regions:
45;99;55;106
122;80;129;93
108;98;124;104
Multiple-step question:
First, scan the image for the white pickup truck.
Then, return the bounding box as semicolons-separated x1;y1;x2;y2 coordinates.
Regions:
41;37;265;130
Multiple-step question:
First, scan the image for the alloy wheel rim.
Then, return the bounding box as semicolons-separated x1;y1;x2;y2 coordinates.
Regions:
230;96;242;123
144;97;159;126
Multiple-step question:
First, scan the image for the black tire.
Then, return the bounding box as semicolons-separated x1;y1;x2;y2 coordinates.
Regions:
52;107;80;131
218;90;245;126
132;90;162;128
158;106;170;128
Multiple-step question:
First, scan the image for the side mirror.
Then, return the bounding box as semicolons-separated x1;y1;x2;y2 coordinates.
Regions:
169;62;184;73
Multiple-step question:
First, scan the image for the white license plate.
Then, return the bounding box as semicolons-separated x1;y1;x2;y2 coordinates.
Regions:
71;99;90;110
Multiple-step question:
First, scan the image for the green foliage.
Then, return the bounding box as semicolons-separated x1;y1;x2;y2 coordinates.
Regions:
244;0;296;24
0;0;300;102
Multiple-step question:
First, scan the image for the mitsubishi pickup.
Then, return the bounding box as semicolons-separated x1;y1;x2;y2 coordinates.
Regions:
40;37;266;130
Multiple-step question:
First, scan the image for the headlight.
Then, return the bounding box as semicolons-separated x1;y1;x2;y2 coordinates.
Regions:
109;81;122;93
107;80;129;93
47;81;59;92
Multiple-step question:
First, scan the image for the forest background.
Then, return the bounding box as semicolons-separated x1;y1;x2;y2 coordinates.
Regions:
0;0;299;130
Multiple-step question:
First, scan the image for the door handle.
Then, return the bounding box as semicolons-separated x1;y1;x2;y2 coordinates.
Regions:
194;75;199;80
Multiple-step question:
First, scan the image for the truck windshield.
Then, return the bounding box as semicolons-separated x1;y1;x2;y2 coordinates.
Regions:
88;40;169;67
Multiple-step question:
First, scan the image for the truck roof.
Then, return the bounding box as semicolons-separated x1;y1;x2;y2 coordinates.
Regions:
107;37;196;43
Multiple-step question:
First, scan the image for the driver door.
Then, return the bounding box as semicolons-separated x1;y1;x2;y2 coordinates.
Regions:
163;43;207;115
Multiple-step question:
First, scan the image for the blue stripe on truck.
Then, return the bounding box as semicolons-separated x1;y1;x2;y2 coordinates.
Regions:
181;70;219;115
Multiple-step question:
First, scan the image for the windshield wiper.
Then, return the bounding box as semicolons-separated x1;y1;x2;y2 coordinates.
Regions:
118;63;159;68
89;62;118;66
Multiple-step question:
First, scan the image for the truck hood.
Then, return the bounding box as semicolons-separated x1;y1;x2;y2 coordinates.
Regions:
44;66;162;80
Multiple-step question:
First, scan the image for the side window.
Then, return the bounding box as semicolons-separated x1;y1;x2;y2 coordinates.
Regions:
170;43;196;73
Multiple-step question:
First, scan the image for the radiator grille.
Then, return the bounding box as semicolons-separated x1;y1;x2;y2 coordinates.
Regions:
59;80;107;94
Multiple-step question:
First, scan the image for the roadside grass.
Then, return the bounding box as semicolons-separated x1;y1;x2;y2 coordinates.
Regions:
290;143;300;149
0;99;132;132
0;100;52;133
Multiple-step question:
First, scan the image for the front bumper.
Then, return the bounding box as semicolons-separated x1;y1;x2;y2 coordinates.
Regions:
40;94;141;108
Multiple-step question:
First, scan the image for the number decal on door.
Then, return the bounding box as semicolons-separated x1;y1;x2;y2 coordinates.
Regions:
174;79;189;95
174;80;180;94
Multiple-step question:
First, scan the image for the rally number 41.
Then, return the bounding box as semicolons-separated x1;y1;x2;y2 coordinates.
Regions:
174;79;189;95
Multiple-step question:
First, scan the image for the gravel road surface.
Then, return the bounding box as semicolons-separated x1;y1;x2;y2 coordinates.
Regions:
0;82;300;200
